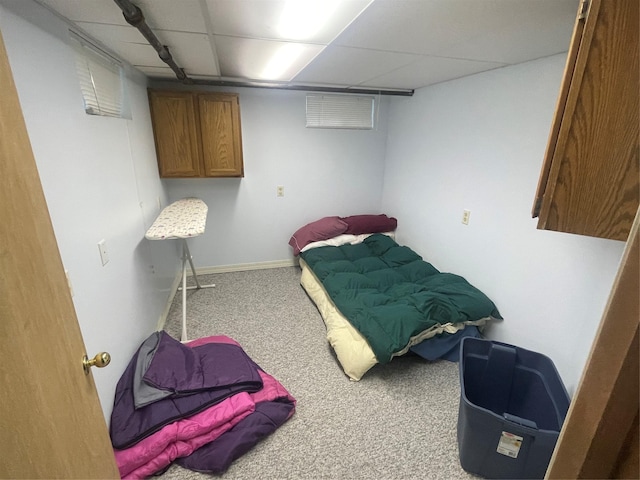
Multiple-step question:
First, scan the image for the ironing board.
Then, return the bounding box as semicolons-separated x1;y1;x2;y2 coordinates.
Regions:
145;197;214;342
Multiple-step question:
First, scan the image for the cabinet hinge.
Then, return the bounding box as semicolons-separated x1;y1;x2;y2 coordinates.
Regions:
578;0;590;20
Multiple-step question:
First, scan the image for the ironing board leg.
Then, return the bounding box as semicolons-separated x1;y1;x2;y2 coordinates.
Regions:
181;252;188;342
177;239;215;342
178;240;216;291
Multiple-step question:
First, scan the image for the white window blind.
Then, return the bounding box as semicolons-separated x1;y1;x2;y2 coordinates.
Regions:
306;94;375;129
72;32;124;118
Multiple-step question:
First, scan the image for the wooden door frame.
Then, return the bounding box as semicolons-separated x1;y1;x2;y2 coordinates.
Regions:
547;208;639;478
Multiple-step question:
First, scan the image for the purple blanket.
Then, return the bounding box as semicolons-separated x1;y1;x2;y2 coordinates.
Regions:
110;332;263;449
110;332;296;477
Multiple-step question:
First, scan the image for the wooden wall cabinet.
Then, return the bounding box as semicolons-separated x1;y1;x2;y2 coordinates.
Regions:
532;0;639;241
148;90;244;178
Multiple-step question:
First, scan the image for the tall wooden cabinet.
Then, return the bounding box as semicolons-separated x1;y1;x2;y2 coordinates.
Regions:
148;90;244;178
532;0;639;241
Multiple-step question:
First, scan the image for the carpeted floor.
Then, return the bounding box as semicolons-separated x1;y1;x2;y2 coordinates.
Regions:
160;266;477;479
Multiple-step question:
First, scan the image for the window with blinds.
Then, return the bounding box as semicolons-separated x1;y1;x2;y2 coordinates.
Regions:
71;32;125;118
306;94;375;129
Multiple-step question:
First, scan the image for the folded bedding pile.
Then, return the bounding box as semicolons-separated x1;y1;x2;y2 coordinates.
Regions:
110;332;296;479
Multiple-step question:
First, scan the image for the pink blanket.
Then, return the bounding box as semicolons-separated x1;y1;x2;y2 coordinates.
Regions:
114;335;296;479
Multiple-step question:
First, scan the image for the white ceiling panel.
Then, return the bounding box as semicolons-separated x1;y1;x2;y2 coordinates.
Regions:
335;0;477;55
204;0;373;43
214;36;324;81
135;65;176;78
72;22;161;68
37;0;128;25
107;41;166;69
124;45;167;69
334;0;577;60
75;23;217;76
134;0;206;33
157;31;219;76
293;45;418;86
75;22;145;45
439;6;578;63
32;0;578;92
360;55;506;90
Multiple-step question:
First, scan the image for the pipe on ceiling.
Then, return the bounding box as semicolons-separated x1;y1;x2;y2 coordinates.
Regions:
112;0;192;84
189;78;414;97
112;0;413;96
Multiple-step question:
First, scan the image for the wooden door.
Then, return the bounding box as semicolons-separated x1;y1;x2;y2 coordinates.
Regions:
148;90;202;177
199;93;244;177
0;30;119;478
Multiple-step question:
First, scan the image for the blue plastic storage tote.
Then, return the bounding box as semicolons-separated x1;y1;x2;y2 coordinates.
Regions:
457;338;570;479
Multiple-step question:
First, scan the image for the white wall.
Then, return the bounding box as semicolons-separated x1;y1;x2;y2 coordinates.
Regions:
154;84;390;268
3;0;624;418
381;54;625;394
0;1;177;418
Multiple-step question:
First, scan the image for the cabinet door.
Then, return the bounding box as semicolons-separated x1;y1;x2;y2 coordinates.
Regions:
149;91;202;177
198;93;244;177
533;0;639;241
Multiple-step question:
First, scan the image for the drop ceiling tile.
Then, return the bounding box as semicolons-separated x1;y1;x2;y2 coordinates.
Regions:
136;65;176;78
135;0;206;33
439;4;576;63
204;0;372;43
334;0;484;55
119;43;167;68
35;0;578;90
335;0;576;59
293;46;418;86
37;0;128;25
72;22;157;67
157;31;219;76
75;22;146;45
72;22;159;67
360;55;506;90
214;36;324;81
75;23;218;76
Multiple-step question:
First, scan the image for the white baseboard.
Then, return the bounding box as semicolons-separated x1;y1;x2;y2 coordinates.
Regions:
155;259;299;331
155;270;184;332
194;259;299;275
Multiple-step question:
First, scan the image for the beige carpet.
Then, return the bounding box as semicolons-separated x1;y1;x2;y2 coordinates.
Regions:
160;266;476;480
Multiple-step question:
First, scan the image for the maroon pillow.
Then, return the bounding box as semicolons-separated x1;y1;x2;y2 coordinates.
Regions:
341;214;397;235
288;216;348;255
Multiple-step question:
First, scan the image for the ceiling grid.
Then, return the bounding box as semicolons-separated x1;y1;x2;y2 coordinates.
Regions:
35;0;578;94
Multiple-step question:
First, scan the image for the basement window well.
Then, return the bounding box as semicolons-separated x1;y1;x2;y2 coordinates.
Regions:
306;94;375;130
71;31;126;118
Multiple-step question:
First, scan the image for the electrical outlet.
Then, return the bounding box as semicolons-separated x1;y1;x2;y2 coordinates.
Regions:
462;209;471;225
97;239;109;266
276;185;284;197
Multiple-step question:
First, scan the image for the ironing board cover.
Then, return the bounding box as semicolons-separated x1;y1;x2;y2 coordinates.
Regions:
145;198;208;240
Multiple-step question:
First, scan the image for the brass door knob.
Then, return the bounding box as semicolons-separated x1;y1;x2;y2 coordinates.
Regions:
83;352;111;374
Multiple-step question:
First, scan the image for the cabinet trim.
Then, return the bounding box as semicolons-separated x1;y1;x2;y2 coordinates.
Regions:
531;4;586;218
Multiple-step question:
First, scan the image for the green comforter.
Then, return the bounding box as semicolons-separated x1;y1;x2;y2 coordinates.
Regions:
300;234;501;363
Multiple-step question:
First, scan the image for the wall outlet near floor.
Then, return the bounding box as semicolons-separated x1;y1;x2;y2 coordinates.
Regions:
97;239;109;266
462;209;471;225
276;185;284;197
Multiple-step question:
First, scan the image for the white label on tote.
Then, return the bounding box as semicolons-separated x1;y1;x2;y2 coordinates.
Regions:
497;431;523;458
